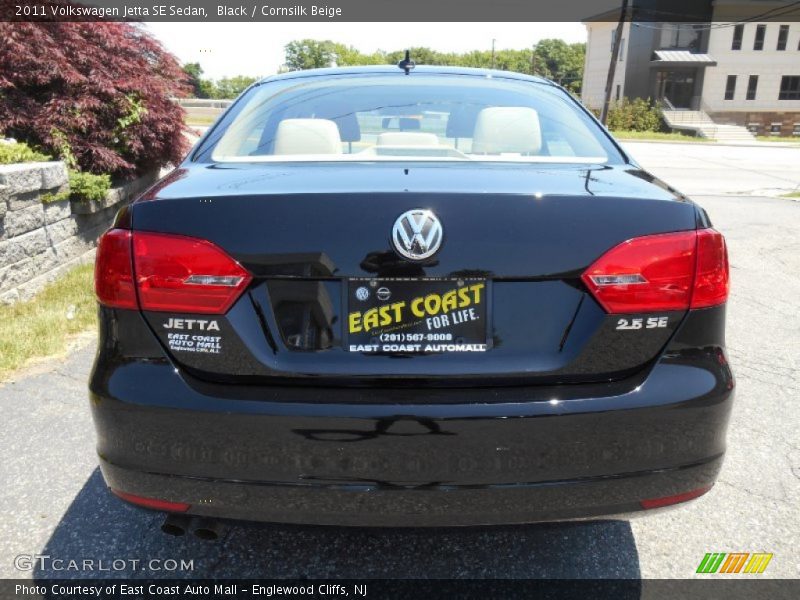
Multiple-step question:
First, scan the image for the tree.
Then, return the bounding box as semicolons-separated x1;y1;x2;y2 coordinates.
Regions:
182;65;256;99
183;62;210;98
330;43;386;66
0;20;189;178
282;39;585;93
212;75;258;99
284;39;337;70
385;47;450;66
534;39;586;93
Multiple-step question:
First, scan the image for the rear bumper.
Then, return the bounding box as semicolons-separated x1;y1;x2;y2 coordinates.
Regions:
99;455;723;527
90;335;734;526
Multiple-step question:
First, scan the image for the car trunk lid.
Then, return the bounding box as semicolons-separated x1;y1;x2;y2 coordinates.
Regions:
129;163;699;386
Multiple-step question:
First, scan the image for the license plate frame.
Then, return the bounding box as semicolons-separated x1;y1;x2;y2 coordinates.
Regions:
345;278;490;354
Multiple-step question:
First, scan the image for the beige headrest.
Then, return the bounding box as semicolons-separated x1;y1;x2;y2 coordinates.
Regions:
377;132;439;146
274;119;342;155
471;107;542;155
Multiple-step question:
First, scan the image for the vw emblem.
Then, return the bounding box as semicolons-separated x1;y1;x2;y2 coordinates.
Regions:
391;209;443;261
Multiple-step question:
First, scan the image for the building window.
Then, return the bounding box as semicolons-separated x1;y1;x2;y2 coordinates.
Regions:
779;76;800;100
754;25;766;50
732;24;744;50
777;25;789;50
746;75;758;100
770;123;782;136
793;123;800;136
615;84;621;101
659;23;701;50
619;38;625;60
725;75;737;100
747;123;760;135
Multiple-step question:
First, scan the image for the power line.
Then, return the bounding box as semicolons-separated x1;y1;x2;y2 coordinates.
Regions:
631;0;800;23
629;1;800;31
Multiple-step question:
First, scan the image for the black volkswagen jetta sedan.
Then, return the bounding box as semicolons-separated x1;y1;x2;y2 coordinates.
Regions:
91;66;733;530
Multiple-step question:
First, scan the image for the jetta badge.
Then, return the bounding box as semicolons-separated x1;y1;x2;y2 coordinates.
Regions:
391;209;443;261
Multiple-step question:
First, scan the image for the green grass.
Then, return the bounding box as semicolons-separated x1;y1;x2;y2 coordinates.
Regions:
0;263;96;380
611;130;712;143
781;191;800;198
755;136;800;144
185;115;218;126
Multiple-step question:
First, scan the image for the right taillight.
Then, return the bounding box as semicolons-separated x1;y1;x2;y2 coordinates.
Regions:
94;229;252;314
582;229;729;314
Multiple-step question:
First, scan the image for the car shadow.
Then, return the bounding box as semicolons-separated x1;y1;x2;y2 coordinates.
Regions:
34;469;641;581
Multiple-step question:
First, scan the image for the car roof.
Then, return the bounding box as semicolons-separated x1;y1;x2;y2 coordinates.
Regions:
257;65;556;87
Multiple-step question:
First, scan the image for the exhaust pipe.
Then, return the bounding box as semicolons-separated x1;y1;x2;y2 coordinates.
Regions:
190;518;226;541
161;514;191;537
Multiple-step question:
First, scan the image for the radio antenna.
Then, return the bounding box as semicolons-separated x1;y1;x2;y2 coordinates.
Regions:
398;50;415;75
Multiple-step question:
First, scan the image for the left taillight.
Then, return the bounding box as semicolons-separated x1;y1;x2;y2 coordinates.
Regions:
95;229;137;309
95;229;252;314
133;231;252;314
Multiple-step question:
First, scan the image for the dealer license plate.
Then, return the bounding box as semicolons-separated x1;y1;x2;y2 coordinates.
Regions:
346;278;488;353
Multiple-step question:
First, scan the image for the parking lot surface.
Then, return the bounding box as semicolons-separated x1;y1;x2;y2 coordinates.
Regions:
621;140;800;197
1;142;798;579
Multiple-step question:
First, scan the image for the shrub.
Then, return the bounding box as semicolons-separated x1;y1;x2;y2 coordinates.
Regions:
0;140;110;204
41;170;111;204
0;15;190;178
68;171;111;203
605;98;664;132
0;141;51;164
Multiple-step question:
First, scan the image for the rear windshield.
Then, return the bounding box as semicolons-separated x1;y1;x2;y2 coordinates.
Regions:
202;73;620;164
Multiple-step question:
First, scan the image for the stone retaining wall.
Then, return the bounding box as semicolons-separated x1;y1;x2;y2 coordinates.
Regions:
0;162;157;304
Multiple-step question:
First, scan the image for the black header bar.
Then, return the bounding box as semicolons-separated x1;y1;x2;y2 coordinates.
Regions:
3;578;800;600
3;0;800;23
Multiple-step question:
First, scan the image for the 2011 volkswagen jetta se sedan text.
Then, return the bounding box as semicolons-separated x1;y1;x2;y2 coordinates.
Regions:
90;65;733;529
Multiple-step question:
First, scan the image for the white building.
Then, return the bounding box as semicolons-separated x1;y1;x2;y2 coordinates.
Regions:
582;1;800;137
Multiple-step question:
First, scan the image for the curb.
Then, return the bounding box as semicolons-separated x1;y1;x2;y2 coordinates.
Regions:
619;139;800;149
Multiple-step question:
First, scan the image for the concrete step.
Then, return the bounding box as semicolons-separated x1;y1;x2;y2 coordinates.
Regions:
662;111;715;125
663;108;757;141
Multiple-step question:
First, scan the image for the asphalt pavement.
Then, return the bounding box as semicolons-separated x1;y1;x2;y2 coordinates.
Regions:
620;140;800;197
1;142;798;580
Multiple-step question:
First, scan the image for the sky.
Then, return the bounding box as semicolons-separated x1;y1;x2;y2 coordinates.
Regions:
144;22;587;80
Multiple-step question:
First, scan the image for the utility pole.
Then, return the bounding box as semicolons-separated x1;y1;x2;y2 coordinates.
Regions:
491;39;496;69
600;0;629;125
